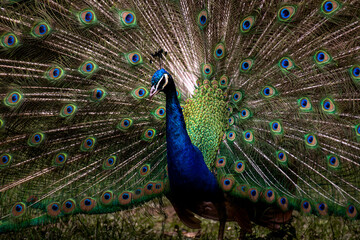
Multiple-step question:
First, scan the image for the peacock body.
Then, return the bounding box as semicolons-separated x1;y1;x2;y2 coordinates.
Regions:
0;0;360;238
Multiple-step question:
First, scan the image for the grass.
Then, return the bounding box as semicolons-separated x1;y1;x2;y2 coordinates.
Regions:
1;198;360;240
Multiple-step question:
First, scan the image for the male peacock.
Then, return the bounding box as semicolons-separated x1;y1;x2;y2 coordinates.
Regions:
0;0;359;239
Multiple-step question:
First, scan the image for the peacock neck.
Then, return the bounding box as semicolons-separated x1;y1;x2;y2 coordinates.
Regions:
164;80;221;200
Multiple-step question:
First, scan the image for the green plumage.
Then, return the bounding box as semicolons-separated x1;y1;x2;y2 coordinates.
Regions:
0;0;360;238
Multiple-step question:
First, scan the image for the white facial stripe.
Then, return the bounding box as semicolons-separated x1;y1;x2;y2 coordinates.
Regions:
155;74;168;91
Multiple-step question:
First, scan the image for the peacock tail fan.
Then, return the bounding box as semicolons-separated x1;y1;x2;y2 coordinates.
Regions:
0;0;360;237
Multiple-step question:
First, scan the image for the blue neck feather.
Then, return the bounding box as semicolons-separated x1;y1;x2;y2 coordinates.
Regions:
164;79;220;201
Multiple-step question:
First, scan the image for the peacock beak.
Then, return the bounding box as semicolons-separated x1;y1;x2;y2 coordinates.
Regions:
149;85;159;99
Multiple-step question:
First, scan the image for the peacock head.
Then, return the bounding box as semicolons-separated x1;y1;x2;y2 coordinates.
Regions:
150;69;173;98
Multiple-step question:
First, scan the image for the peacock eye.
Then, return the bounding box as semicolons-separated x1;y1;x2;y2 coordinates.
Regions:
197;10;208;29
305;134;318;148
240;59;253;72
32;22;51;37
227;131;236;141
240;16;255;33
0;153;12;167
239;108;251;120
4;91;23;107
219;75;229;88
28;132;45;146
321;98;336;113
46;66;65;80
349;65;360;81
53;152;68;166
12;202;26;217
201;63;213;78
140;164;150;176
216;157;226;168
132;87;148;99
231;90;243;103
243;130;254;143
120;11;137;27
279;57;295;71
79;61;97;75
126;51;143;65
103;155;117;169
234;160;245;173
327;155;340;169
214;43;225;60
314;50;332;65
81;137;96;151
1;33;19;48
321;0;340;15
90;88;107;101
60;104;77;117
153;106;166;119
79;10;97;24
142;128;156;141
278;6;297;22
101;191;114;204
118;118;133;131
270;121;283;135
261;86;276;98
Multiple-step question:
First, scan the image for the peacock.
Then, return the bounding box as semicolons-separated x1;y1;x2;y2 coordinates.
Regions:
0;0;360;239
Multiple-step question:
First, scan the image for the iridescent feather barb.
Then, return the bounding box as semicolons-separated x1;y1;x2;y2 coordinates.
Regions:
0;0;360;239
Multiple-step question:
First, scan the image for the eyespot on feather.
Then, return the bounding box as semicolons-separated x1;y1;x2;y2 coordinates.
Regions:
269;121;283;135
298;97;312;111
101;191;114;205
278;57;295;71
0;153;12;167
277;196;289;211
133;188;144;200
261;86;276;98
240;16;255;33
28;132;45;147
243;130;254;143
321;0;341;15
305;134;318;148
264;189;276;203
346;204;358;219
239;108;251;120
154;182;164;194
80;198;96;212
234;160;245;173
197;9;208;29
140;164;150;176
278;6;297;22
216;157;226;168
232;91;243;103
53;152;68;166
314;50;332;65
219;75;229;88
142;128;156;141
248;188;260;203
132;87;148;99
201;63;214;78
12;202;26;217
103;155;117;170
228;117;235;126
1;33;19;48
214;43;225;60
79;10;97;25
79;61;98;75
120;11;136;27
220;176;234;191
317;202;328;216
326;155;340;169
349;65;360;82
126;51;142;65
46;66;65;80
321;98;336;114
32;22;51;37
62;199;76;214
60;104;77;118
47;202;61;217
117;118;133;131
301;200;312;214
144;182;155;195
153;106;166;119
227;131;236;141
276;150;288;165
90;88;107;101
80;137;96;151
237;184;249;197
4;91;23;107
240;59;253;72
